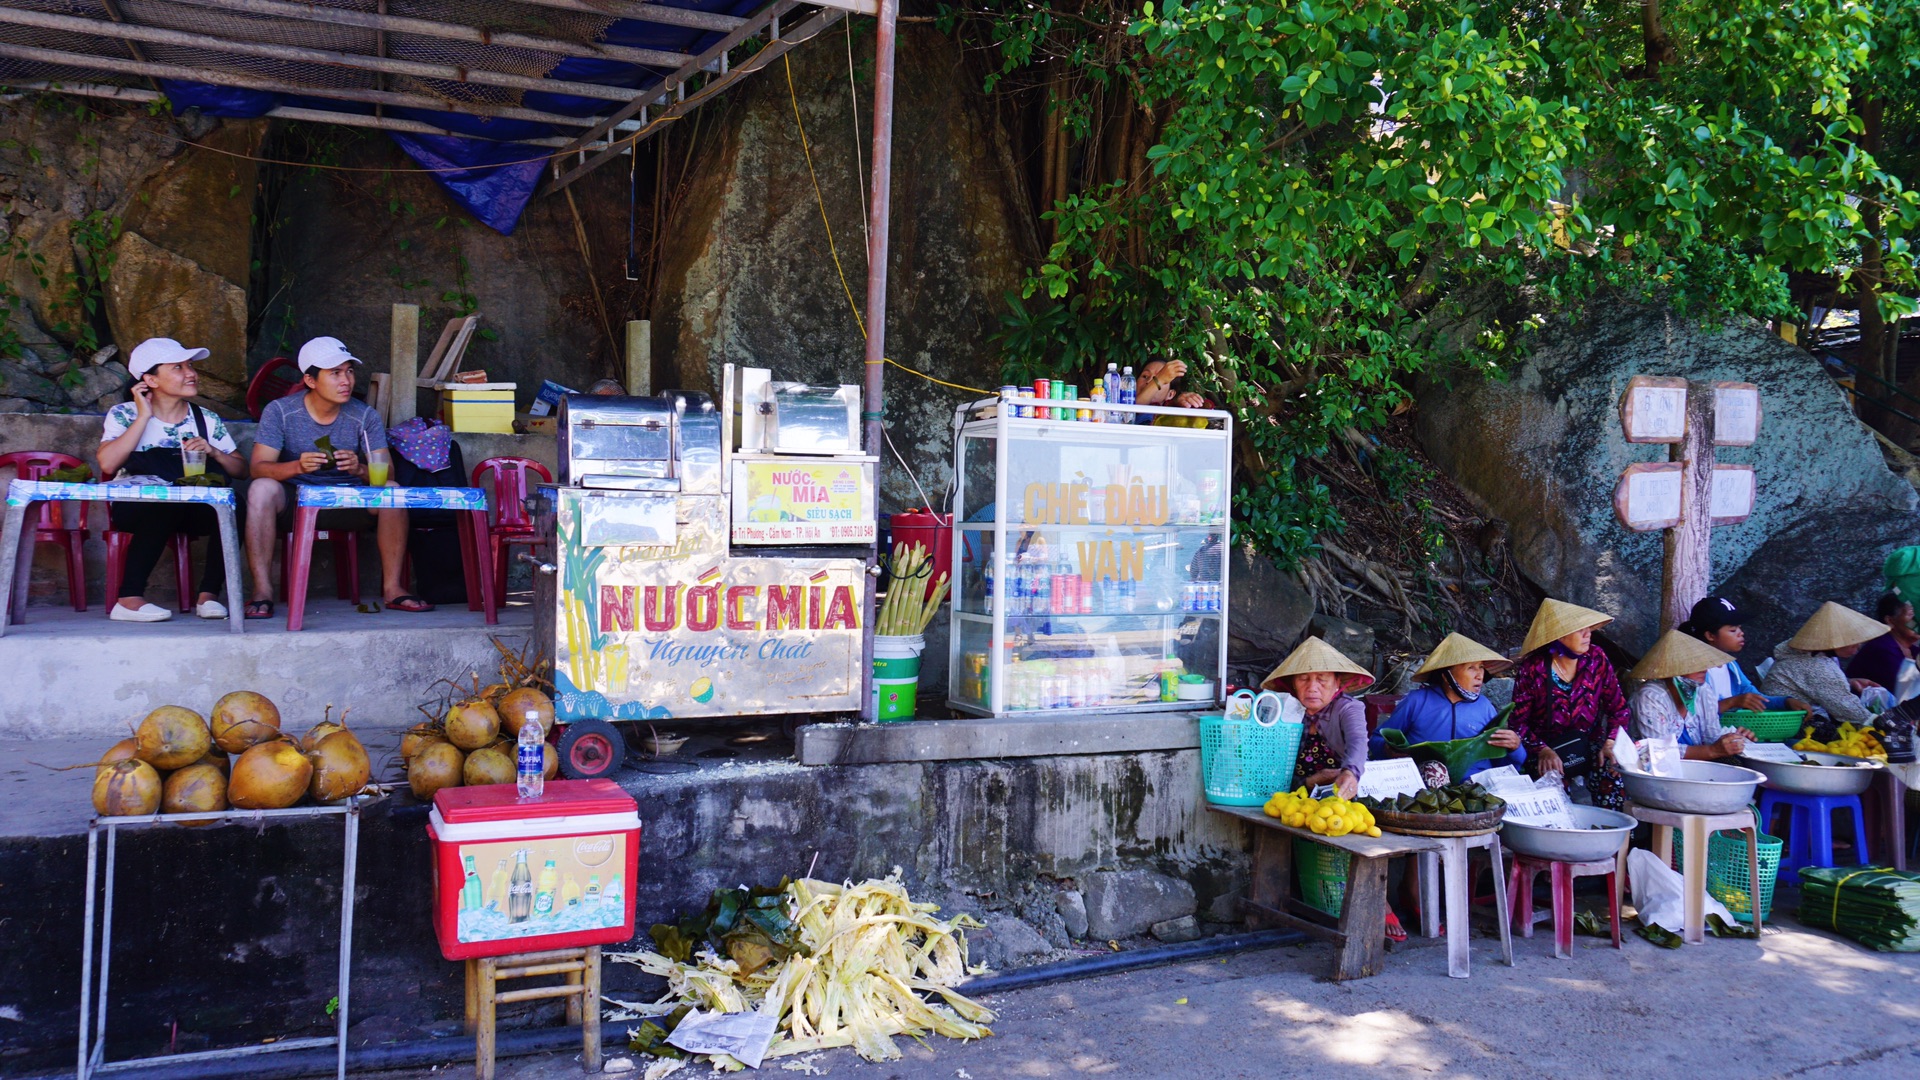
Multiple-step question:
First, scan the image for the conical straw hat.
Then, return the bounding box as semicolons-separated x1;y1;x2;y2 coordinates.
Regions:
1415;632;1513;677
1262;636;1375;693
1628;629;1734;682
1520;598;1614;656
1788;601;1889;653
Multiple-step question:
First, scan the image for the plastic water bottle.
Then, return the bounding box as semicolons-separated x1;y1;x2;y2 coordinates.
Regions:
517;712;545;799
1106;363;1121;422
1119;366;1137;422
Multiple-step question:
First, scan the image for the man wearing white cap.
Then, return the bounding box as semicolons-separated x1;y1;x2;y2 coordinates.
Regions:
96;337;248;621
242;336;432;617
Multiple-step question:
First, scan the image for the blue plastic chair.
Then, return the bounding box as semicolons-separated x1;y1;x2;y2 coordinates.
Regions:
1760;789;1869;885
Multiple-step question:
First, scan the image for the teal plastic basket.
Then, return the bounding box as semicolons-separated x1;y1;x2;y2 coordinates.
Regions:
1199;713;1304;806
1672;829;1783;924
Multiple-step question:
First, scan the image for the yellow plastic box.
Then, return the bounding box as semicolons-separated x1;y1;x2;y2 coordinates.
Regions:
439;383;516;433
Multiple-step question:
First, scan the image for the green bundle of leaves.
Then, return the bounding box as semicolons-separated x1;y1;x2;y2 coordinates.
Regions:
957;0;1920;568
649;878;808;976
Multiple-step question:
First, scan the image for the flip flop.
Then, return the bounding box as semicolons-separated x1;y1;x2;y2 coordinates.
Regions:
386;594;434;613
1385;911;1408;944
244;599;274;620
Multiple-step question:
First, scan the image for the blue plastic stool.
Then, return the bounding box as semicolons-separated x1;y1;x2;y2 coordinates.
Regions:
1759;789;1869;884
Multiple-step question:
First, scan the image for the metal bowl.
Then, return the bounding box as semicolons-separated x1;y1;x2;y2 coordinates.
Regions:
1501;805;1637;863
1738;750;1881;796
1620;760;1766;815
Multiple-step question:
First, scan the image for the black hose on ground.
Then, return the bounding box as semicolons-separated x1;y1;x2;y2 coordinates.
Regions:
958;928;1307;996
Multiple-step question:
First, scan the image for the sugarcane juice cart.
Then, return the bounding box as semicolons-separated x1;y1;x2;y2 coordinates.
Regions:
946;396;1233;715
532;366;878;777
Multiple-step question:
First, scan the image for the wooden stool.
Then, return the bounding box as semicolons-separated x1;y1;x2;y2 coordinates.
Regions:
464;946;601;1080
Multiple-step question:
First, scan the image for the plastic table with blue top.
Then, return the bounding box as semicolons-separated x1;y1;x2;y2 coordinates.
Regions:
286;484;497;631
1;479;244;635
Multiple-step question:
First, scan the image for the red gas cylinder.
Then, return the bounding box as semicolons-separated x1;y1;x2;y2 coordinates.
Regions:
887;508;954;599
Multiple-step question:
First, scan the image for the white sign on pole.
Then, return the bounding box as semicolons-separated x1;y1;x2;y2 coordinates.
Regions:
1709;464;1756;525
1356;757;1426;800
1614;462;1686;531
1713;382;1761;446
1621;376;1689;443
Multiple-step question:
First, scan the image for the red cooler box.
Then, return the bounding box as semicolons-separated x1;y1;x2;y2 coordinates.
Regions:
428;780;641;961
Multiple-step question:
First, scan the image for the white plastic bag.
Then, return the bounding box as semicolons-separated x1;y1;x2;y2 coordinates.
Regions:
1860;685;1896;714
1627;847;1736;934
1895;659;1920;704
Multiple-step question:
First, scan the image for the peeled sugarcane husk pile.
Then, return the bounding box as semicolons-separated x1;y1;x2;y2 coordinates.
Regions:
608;871;992;1068
1798;866;1920;951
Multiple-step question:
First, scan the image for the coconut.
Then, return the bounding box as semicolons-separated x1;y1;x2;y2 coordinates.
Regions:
301;720;345;752
308;730;372;802
135;706;212;771
96;738;140;781
93;759;161;817
400;725;446;762
229;740;313;810
542;743;559;780
498;688;555;738
194;749;231;775
210;691;282;754
445;700;501;750
463;744;517;787
162;763;228;820
409;742;465;800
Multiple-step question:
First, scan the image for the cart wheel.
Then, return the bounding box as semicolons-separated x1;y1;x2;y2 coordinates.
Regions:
557;719;626;779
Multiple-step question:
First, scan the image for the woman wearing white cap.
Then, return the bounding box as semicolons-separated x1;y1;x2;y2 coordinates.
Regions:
95;338;248;621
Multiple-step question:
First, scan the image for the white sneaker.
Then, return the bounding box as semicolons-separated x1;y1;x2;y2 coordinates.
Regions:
195;599;229;620
110;602;173;623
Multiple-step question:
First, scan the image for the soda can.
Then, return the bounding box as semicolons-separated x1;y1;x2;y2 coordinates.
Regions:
1034;377;1051;400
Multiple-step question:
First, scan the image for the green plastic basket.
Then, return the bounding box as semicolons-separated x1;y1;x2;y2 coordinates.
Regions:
1199;714;1304;807
1671;829;1783;924
1295;837;1351;916
1724;709;1809;743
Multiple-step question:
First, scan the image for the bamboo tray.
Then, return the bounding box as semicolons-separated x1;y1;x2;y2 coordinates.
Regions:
1375;805;1506;837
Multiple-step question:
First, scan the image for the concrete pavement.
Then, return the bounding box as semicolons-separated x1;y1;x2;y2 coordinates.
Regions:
377;916;1920;1080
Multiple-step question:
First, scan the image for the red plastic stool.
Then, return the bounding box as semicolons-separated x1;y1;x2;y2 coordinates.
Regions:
1509;854;1621;958
103;531;194;613
282;529;362;604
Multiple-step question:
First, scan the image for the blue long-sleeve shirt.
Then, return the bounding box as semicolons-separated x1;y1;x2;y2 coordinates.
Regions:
1704;661;1787;711
1369;684;1526;776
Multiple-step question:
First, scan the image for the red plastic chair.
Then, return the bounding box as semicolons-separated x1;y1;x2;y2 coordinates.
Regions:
245;356;305;421
472;456;552;598
0;450;90;613
1363;693;1404;737
282;530;363;604
104;530;194;613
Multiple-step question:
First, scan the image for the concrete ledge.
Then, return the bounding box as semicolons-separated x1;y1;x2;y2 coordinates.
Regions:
795;710;1204;765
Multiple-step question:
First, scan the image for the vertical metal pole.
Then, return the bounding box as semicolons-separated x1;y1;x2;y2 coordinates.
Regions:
336;804;360;1080
858;0;900;721
78;825;99;1080
94;825;117;1071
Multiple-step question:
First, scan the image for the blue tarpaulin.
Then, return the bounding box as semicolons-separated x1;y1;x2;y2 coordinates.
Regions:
152;1;769;234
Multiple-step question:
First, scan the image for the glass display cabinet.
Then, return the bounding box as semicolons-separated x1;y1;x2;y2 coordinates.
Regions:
946;396;1233;716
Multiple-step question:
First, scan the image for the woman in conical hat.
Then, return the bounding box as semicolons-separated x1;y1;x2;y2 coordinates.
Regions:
1627;630;1755;759
1262;636;1373;799
1760;601;1888;726
1509;598;1631;810
1370;633;1524;779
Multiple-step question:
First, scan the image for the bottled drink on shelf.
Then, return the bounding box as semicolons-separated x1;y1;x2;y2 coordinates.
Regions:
1106;363;1122;422
1119;366;1137;420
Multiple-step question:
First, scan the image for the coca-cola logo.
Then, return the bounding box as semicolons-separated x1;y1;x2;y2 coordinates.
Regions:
574;836;617;867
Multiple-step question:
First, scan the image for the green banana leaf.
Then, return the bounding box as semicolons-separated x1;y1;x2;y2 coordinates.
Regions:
1379;703;1517;783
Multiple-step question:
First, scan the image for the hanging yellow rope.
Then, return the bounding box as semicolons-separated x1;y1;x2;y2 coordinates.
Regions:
783;55;991;398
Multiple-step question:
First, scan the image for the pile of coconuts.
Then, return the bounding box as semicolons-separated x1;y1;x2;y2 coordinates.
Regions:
402;686;557;801
92;691;373;818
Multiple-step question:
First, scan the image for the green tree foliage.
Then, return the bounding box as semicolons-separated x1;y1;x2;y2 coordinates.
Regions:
952;1;1920;567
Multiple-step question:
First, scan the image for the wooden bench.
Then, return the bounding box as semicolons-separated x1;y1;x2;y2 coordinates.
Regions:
1211;804;1514;980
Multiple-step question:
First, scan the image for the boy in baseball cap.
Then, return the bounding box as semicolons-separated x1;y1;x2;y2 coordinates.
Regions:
242;336;431;618
1678;596;1807;716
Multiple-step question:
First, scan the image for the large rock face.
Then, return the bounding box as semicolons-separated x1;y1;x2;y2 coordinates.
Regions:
1418;302;1918;657
104;231;251;390
651;27;1037;510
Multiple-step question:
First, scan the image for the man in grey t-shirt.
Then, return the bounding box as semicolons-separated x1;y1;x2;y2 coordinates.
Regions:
243;337;433;617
